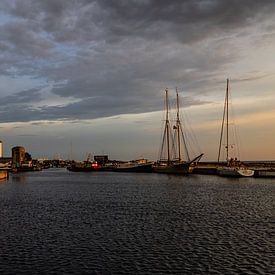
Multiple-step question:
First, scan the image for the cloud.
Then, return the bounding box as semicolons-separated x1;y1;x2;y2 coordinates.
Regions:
0;0;275;123
0;87;44;105
0;92;210;123
1;22;54;57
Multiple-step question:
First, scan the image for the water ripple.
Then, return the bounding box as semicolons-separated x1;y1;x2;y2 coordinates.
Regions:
0;169;274;274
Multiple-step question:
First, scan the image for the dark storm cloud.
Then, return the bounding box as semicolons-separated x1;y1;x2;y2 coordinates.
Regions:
1;22;54;57
0;0;275;122
3;0;275;44
97;0;275;43
234;73;273;83
0;94;208;123
0;88;43;106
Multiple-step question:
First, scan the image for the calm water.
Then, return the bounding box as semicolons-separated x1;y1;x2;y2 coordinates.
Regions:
0;169;274;274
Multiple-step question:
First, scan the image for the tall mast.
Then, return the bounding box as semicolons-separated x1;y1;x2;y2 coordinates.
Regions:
176;89;181;161
165;89;170;163
218;79;228;163
226;78;229;166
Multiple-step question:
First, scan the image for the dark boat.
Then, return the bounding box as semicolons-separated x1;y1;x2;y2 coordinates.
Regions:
153;161;189;174
67;159;103;172
153;89;203;174
154;154;203;174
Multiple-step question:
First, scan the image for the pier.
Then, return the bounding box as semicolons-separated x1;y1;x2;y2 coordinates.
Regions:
192;161;275;177
0;169;8;180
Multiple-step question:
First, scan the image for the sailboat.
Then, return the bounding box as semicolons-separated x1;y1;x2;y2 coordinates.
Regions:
217;79;254;177
153;89;203;174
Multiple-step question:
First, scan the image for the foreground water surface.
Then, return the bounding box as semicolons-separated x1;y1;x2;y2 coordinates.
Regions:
0;169;274;274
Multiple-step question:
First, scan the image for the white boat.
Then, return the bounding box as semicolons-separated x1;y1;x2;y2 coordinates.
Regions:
217;166;254;177
217;79;254;177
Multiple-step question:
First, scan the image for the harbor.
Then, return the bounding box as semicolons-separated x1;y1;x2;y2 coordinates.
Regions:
66;159;275;177
1;1;275;274
1;84;275;178
192;161;275;177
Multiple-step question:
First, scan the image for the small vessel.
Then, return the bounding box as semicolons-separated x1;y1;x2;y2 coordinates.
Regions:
67;154;103;172
217;79;254;177
67;161;102;172
112;159;153;172
217;165;254;177
153;89;203;174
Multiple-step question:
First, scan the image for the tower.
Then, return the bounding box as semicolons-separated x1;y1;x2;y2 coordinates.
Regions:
0;141;2;158
12;146;26;167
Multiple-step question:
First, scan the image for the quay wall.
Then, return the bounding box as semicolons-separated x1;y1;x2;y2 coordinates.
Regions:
0;170;8;180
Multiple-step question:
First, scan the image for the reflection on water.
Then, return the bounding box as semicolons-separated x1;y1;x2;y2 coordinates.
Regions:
0;169;274;274
8;173;28;183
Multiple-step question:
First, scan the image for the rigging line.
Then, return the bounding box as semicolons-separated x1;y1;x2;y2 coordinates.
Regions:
228;84;242;160
175;90;189;160
158;91;167;161
176;88;181;161
173;129;180;161
180;109;202;155
180;126;190;161
165;89;170;163
226;78;229;164
218;80;227;163
170;124;177;160
187;121;201;155
159;88;173;162
235;123;242;160
158;122;166;161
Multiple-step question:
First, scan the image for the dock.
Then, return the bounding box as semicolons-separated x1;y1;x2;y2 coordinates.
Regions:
192;161;275;177
0;169;9;180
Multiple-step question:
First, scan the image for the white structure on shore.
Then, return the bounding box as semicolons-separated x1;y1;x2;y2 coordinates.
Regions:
0;141;2;158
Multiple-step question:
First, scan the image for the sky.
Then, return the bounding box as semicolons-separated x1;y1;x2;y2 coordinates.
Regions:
1;0;275;161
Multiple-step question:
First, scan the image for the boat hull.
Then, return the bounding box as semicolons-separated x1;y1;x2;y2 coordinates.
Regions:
112;163;153;173
153;162;190;174
67;165;104;172
217;167;254;177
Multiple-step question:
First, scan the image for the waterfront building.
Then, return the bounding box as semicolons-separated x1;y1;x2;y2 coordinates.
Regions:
94;155;109;165
12;146;26;167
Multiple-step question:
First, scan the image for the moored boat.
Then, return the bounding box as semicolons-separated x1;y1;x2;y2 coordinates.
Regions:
217;166;254;177
153;161;190;174
153;154;203;174
217;79;254;177
112;162;153;172
153;89;203;174
67;160;103;172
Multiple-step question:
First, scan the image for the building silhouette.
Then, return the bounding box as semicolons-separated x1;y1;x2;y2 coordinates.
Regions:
12;146;26;167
